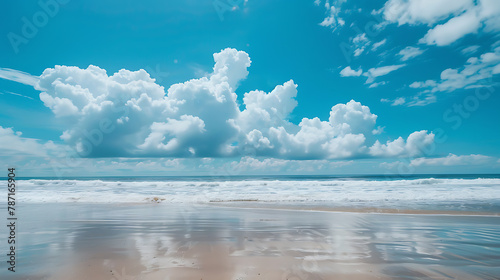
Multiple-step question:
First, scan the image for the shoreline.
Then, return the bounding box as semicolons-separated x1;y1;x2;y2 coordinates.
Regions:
2;203;500;280
14;201;500;217
203;202;500;216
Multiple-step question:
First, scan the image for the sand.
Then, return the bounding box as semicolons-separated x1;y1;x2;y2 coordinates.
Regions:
2;203;500;280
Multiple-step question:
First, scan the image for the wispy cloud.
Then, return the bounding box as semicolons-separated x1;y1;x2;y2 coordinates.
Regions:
380;0;500;46
368;81;387;88
398;46;425;61
409;46;500;93
461;45;480;55
381;97;405;106
1;91;34;100
371;39;387;51
0;68;39;86
364;64;405;83
410;154;494;166
381;94;437;107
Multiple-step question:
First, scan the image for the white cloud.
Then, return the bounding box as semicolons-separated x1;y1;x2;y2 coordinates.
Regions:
461;45;480;55
1;91;34;100
340;63;406;86
364;64;406;83
372;126;385;135
410;46;500;92
381;97;406;106
479;0;500;32
354;47;365;56
8;48;433;160
35;49;246;158
229;156;353;172
367;65;405;77
379;160;403;170
317;0;348;28
392;97;406;106
382;94;437;107
138;115;207;156
372;39;387;51
421;10;481;46
382;0;472;25
410;153;493;166
350;33;371;57
352;33;368;44
370;130;435;157
0;126;59;158
398;46;425;61
406;94;437;106
409;80;437;88
382;0;500;46
231;156;289;171
0;68;39;86
340;66;362;77
252;100;377;159
368;81;387;88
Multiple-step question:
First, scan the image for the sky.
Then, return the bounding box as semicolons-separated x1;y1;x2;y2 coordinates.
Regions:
0;0;499;177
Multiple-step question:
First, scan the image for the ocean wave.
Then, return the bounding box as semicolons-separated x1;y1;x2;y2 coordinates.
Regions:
13;178;500;205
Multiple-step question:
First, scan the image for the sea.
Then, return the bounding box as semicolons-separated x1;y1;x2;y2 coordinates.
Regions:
11;174;500;213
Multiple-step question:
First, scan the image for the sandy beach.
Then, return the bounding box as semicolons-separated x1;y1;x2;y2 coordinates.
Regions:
2;0;500;278
2;203;499;280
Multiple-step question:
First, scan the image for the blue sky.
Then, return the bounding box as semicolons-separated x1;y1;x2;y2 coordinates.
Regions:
0;0;499;176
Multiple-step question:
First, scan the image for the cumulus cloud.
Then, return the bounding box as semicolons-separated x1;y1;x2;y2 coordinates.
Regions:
25;48;434;160
398;46;425;61
410;153;493;166
370;130;435;157
340;66;362;77
0;126;57;158
382;0;500;46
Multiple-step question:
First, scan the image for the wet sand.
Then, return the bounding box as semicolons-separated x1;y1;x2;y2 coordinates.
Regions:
2;203;500;280
206;201;500;216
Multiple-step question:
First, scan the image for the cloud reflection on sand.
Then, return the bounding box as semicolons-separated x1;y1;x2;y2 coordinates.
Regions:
4;204;500;280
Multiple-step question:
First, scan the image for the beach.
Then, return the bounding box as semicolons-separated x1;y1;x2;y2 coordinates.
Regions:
3;0;500;278
2;200;500;280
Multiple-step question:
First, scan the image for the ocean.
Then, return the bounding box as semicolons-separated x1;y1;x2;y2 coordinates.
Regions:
12;174;500;213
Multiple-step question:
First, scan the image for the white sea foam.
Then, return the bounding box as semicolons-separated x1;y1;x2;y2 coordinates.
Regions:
15;178;500;207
